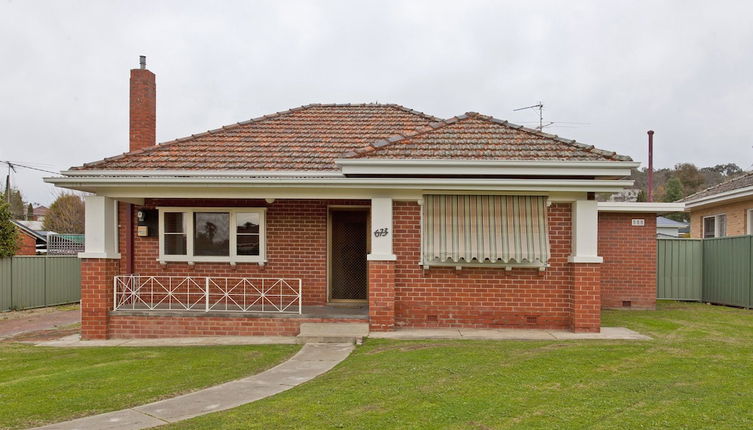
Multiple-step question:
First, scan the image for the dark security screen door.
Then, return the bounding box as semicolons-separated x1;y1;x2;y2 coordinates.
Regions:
330;209;368;301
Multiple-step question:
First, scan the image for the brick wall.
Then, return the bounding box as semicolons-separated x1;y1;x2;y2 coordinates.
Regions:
108;314;365;338
81;258;120;339
368;260;395;331
689;199;753;238
16;230;37;255
571;263;601;332
598;213;657;309
391;201;576;330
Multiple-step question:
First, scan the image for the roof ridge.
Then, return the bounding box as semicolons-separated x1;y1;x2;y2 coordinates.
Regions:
343;111;632;162
342;113;476;158
682;170;753;201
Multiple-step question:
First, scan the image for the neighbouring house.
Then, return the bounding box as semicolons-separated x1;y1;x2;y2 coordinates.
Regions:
11;220;47;255
683;172;753;238
656;216;688;238
46;58;683;340
32;205;49;222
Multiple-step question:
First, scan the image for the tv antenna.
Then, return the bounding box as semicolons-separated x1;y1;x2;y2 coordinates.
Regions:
513;101;551;130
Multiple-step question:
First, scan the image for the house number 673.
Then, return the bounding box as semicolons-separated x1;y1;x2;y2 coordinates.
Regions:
373;228;389;237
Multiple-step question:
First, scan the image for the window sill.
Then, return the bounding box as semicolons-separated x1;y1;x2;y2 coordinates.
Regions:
157;256;266;266
420;261;548;271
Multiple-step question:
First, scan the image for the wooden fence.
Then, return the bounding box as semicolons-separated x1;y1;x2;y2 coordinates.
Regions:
0;256;81;312
657;236;753;308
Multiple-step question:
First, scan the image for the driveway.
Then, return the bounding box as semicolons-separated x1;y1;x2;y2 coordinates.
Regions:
0;306;80;339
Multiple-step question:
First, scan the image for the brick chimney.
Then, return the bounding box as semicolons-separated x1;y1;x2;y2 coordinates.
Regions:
129;55;156;152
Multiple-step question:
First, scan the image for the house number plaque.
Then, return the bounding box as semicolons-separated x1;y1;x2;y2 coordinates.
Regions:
373;228;390;237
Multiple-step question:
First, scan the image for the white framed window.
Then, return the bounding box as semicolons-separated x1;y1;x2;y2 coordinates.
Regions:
702;214;726;238
158;207;266;264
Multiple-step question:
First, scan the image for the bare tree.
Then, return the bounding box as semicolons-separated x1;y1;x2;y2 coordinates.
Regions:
43;193;85;234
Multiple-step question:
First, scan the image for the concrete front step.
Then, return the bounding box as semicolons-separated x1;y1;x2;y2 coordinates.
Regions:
297;322;369;344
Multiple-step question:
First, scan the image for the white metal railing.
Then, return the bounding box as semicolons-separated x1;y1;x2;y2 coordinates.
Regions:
47;233;85;255
113;275;302;314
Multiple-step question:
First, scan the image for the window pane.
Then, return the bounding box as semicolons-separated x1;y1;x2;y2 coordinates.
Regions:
703;217;716;238
237;234;260;256
194;212;229;256
164;213;185;233
719;215;727;237
164;234;187;255
236;213;260;234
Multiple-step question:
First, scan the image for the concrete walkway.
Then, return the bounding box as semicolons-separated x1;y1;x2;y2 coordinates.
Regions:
31;334;298;347
369;326;651;341
34;343;354;430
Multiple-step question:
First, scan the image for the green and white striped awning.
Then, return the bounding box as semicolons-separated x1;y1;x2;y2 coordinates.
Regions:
422;195;550;266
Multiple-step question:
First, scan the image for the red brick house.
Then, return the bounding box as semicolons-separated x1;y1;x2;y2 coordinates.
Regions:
47;59;679;340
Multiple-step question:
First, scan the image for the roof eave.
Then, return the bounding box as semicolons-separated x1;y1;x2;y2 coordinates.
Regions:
684;185;753;209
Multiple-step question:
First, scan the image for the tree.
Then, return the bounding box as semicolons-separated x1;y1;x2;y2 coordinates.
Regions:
26;203;33;220
0;187;25;219
0;200;19;257
43;193;85;234
662;177;684;202
673;163;705;197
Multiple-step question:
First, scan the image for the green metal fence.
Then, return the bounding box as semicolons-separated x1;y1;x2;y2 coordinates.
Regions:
0;256;81;312
657;239;703;301
657;236;753;308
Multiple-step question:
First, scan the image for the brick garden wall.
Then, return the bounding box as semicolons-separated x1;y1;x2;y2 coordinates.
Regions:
598;212;657;309
391;201;578;330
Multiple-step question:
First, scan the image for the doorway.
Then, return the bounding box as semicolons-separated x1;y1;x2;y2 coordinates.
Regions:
329;208;369;302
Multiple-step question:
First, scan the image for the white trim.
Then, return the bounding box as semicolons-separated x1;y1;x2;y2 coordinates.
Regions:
59;169;344;178
368;197;394;261
336;159;639;177
747;209;753;235
568;256;604;263
80;195;120;259
597;202;685;213
157;207;267;265
702;213;727;238
367;253;397;261
684;185;753;209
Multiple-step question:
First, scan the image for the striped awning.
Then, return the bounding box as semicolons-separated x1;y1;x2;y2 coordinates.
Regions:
422;195;550;266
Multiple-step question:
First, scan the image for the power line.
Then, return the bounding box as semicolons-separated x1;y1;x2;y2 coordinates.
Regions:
1;161;59;175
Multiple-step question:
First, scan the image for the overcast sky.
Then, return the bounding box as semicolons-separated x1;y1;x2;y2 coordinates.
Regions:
1;0;751;205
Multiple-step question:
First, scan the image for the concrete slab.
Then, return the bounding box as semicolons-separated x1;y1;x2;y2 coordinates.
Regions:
299;322;369;336
368;327;650;341
33;343;354;430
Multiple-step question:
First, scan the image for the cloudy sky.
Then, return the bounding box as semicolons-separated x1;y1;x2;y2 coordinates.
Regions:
1;0;751;205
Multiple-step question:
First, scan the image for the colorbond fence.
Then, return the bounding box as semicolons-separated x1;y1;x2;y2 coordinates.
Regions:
657;236;753;308
0;256;81;312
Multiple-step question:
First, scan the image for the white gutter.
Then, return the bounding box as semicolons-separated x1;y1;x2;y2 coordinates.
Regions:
46;176;635;193
683;185;753;209
334;159;639;177
58;169;344;178
597;202;685;213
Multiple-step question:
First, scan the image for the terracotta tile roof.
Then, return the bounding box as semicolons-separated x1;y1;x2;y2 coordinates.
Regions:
344;112;631;162
682;171;753;202
73;104;440;171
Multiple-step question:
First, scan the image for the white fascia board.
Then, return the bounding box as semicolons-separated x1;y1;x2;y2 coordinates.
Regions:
597;202;686;213
58;169;344;178
335;159;639;177
45;176;635;195
683;186;753;209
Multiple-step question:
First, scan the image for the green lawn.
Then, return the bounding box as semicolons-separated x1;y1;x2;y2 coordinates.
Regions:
0;343;299;429
167;302;753;429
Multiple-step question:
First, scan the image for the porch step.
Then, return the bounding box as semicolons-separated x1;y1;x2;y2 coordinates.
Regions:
297;322;369;344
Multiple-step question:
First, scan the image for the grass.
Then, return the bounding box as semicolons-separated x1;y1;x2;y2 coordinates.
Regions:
167;301;753;429
0;342;299;429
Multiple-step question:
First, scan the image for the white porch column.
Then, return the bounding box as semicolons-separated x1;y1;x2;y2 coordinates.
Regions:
367;197;396;261
79;195;120;259
568;199;603;263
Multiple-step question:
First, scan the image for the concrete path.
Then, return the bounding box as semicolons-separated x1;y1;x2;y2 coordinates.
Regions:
34;343;354;430
369;326;651;341
0;307;79;339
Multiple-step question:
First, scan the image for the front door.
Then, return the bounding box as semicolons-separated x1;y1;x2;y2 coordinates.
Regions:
329;209;369;301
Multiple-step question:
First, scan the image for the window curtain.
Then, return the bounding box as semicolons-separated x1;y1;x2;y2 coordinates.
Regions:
422;195;550;266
